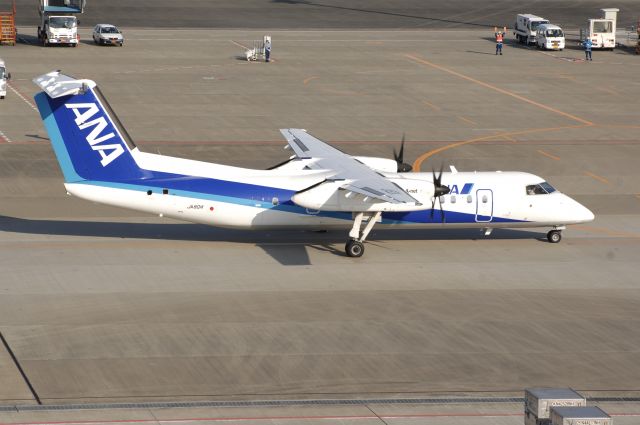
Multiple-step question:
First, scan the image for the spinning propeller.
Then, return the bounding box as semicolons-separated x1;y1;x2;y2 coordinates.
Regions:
393;134;413;173
430;164;450;222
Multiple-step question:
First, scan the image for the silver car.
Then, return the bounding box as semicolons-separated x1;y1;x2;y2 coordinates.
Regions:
92;24;124;46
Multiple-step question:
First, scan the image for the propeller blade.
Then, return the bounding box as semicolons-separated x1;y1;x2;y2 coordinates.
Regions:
394;133;412;172
438;196;446;223
430;164;449;222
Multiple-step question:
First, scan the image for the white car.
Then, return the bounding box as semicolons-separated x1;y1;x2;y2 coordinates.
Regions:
92;24;124;46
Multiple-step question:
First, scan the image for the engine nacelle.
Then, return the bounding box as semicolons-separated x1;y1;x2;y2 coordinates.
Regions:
353;156;398;173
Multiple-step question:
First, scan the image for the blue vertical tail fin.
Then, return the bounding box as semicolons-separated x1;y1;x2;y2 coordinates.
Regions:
33;71;146;183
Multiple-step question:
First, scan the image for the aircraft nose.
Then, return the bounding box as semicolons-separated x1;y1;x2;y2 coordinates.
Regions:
572;198;595;223
579;204;595;223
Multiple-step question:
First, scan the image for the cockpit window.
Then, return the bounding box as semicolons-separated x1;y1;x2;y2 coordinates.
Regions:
526;182;557;195
539;182;556;193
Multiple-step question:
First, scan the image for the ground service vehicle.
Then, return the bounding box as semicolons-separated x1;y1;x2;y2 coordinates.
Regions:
0;58;9;99
92;24;124;46
37;0;85;47
514;14;549;44
581;8;619;49
39;15;78;46
536;24;565;50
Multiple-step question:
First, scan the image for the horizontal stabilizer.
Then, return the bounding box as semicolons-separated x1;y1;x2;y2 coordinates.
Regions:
33;71;94;99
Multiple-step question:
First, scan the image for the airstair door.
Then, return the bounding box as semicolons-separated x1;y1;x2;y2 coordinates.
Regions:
475;189;493;222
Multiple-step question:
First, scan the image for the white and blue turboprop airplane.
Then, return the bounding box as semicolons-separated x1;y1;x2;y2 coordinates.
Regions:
33;71;594;257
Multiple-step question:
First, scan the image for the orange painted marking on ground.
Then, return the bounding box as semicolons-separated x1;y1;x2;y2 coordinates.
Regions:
422;100;441;111
457;116;477;125
412;124;588;171
636;194;640;200
584;171;611;185
404;53;594;126
303;76;319;85
537;149;561;160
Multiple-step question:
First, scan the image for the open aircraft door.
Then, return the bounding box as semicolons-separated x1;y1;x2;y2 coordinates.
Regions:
475;189;493;222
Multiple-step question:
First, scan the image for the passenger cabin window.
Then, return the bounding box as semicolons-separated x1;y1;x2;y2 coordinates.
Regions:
526;182;557;195
450;195;456;204
467;195;472;203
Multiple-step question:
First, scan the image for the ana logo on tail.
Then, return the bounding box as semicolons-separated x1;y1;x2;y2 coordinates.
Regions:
66;103;124;167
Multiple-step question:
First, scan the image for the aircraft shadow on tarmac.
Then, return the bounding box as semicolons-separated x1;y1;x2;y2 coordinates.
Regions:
0;215;546;265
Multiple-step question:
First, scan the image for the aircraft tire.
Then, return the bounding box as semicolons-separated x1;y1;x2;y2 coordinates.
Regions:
547;230;562;243
345;239;365;257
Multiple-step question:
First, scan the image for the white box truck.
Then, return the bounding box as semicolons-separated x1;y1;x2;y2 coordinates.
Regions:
580;8;619;49
0;58;9;99
38;15;78;46
37;0;86;47
536;24;565;50
514;14;550;44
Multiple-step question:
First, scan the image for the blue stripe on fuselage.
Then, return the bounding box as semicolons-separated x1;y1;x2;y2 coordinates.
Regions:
77;179;526;225
460;183;474;195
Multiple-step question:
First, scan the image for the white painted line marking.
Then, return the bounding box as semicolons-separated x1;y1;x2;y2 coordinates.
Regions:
0;128;13;143
8;83;38;112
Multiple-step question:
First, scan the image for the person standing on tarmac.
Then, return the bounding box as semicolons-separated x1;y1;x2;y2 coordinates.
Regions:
583;38;593;61
264;38;271;62
494;26;506;55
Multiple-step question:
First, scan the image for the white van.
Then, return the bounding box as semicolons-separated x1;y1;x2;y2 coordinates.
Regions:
536;24;565;50
514;14;550;44
0;59;10;99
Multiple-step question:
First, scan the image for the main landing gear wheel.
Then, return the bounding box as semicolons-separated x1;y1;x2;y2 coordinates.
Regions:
547;230;562;243
345;211;381;258
345;239;364;258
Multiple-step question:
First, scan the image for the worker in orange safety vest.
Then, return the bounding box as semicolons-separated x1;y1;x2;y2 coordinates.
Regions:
495;26;506;55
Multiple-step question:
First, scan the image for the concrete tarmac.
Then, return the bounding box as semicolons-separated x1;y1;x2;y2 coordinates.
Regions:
0;27;639;423
8;0;640;30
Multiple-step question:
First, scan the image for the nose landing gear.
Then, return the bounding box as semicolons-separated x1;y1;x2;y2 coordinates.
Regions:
547;227;564;243
345;211;381;257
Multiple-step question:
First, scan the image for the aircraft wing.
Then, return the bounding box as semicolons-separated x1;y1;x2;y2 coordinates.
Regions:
280;129;419;205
